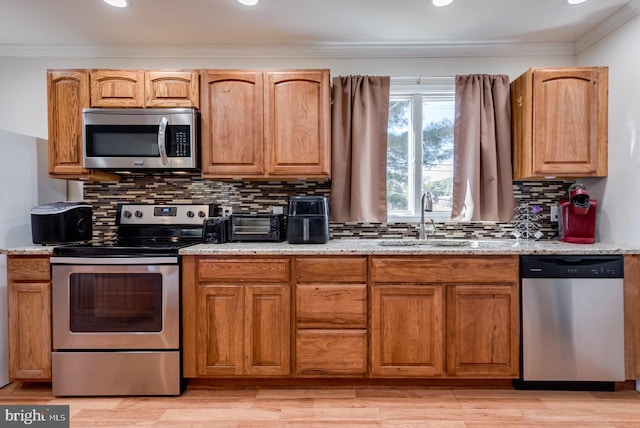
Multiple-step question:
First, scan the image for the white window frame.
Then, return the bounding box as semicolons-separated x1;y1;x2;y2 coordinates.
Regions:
387;77;455;223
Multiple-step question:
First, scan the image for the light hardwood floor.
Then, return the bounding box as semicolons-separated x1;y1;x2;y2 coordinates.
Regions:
1;382;640;427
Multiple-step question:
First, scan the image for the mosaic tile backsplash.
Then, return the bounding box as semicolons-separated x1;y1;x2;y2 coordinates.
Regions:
83;173;573;242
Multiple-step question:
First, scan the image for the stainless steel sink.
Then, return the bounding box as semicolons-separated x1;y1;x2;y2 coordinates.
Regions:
425;239;470;247
377;239;470;247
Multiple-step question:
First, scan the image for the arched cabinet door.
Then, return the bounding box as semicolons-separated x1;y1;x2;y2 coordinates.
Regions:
264;70;330;179
511;66;608;179
200;70;265;178
47;70;91;178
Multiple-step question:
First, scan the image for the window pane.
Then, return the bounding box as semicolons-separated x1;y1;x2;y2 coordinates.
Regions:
387;99;412;212
422;100;454;213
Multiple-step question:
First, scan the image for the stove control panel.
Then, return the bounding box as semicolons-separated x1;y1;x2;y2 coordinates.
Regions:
118;203;216;225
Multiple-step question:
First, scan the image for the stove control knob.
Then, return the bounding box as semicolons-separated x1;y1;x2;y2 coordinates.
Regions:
198;211;206;218
187;211;195;218
123;210;132;219
135;210;143;218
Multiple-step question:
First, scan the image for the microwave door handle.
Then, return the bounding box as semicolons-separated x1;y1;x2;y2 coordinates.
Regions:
158;116;169;166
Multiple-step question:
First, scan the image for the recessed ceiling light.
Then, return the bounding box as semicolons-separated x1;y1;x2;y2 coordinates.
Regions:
237;0;259;5
567;0;587;4
432;0;454;6
104;0;129;7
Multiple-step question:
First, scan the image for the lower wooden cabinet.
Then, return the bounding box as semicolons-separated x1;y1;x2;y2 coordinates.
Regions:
446;285;519;378
294;257;368;377
183;256;291;377
370;255;520;379
183;254;520;381
7;256;52;381
371;285;445;377
296;330;367;376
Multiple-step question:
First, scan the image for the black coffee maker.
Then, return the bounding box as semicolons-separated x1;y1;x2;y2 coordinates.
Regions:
286;196;329;244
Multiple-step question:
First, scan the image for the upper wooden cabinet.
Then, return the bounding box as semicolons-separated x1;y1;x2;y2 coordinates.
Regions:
200;70;265;177
145;70;200;108
90;69;199;108
47;70;90;178
511;66;608;179
47;69;117;181
200;69;331;180
264;71;331;178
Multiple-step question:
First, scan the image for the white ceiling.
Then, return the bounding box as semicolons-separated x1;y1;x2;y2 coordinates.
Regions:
0;0;638;57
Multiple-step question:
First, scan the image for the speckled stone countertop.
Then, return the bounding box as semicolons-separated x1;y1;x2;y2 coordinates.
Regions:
1;245;57;255
179;239;640;256
3;239;639;256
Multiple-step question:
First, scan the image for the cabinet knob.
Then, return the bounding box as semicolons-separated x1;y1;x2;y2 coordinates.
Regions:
517;96;523;107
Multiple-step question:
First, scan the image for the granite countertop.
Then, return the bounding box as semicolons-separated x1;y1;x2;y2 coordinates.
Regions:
1;245;57;255
3;239;639;256
179;239;640;256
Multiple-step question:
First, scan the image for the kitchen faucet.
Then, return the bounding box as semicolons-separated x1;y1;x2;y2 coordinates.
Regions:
418;191;435;240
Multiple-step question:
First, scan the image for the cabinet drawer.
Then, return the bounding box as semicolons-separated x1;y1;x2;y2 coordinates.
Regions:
296;284;367;328
7;256;50;281
198;258;290;283
371;256;518;284
296;330;367;376
296;257;367;283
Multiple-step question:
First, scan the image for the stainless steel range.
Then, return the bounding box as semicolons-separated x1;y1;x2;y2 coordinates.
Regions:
50;203;214;396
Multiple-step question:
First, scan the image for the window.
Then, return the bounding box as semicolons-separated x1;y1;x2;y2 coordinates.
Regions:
386;78;455;221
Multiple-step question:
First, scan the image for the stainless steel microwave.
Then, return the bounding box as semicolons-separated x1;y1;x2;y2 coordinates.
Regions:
83;108;198;170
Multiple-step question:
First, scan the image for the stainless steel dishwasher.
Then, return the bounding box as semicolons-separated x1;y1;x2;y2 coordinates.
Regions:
520;255;625;385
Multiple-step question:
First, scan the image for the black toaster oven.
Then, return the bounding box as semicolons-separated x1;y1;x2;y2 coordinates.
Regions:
229;214;284;242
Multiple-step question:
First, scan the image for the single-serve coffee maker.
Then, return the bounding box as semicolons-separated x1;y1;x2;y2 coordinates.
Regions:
558;183;597;244
286;196;329;244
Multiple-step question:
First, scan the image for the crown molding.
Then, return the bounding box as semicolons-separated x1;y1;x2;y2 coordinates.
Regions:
0;41;576;59
3;2;640;60
575;0;640;54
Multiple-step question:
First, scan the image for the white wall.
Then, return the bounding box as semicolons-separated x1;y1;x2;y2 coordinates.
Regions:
578;14;640;246
0;55;575;139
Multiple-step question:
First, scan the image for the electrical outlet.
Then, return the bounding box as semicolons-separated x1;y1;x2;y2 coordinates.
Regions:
221;206;233;217
550;205;559;222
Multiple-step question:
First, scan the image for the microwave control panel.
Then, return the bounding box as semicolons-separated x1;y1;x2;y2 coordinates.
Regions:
168;125;191;157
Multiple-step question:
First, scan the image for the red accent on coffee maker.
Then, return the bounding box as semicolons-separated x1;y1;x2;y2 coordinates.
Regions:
558;183;597;244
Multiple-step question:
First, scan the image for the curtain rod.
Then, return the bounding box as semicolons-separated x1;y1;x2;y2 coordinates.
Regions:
390;76;455;84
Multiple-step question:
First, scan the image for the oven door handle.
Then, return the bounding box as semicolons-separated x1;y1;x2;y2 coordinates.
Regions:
158;116;169;166
51;256;179;265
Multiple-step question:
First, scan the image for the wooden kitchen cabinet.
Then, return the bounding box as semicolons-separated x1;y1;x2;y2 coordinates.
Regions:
182;256;291;377
90;69;199;108
264;70;331;178
200;70;265;177
47;69;117;181
7;256;52;381
511;66;608;179
145;70;199;108
371;284;445;377
200;69;330;180
370;255;520;378
294;257;368;376
446;284;519;378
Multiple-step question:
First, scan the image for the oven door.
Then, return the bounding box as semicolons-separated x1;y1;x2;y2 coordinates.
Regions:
51;257;179;350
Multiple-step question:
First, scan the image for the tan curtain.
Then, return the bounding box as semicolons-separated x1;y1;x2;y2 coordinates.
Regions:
330;75;390;222
452;74;515;221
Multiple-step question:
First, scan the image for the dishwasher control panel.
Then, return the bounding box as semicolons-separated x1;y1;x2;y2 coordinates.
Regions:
520;255;623;278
